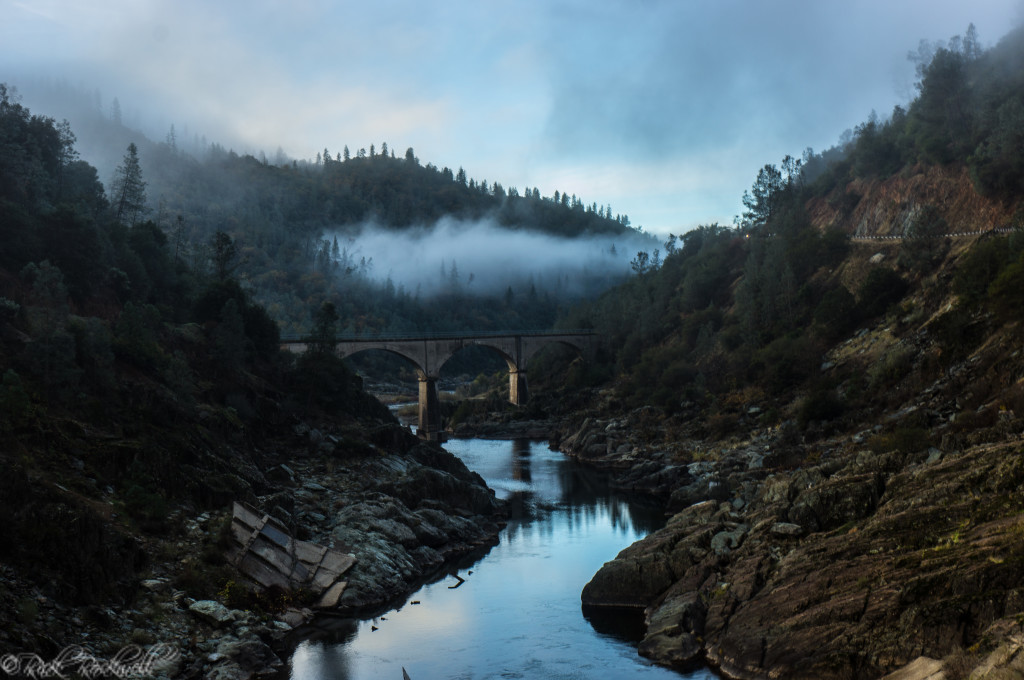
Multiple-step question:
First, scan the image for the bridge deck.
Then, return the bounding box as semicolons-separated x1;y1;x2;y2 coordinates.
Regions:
280;329;595;343
279;329;595;441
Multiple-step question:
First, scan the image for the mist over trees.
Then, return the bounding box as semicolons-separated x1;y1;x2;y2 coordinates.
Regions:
9;19;1022;400
800;23;1024;200
7;77;655;341
550;23;1024;420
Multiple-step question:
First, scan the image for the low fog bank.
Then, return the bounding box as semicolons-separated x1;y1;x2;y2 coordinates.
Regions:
327;217;659;300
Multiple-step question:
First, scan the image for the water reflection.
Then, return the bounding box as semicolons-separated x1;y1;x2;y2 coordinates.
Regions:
287;439;715;680
511;437;532;483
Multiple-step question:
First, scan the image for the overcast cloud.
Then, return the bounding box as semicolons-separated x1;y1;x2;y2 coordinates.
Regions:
2;0;1022;235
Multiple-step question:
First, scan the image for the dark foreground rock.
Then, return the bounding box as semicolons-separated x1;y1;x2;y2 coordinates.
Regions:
249;432;505;616
582;439;1024;679
0;422;503;679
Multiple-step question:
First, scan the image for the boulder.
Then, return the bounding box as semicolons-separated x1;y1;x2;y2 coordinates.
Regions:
638;631;702;668
787;472;882;532
214;636;282;674
770;522;804;538
710;526;747;556
581;553;675;607
880;656;945;680
188;600;236;627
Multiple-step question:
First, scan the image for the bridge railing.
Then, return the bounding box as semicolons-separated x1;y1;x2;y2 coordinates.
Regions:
279;329;596;343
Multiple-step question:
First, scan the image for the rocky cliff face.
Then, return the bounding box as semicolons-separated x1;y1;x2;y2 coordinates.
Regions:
581;437;1024;678
807;164;1018;238
559;328;1024;679
557;246;1024;675
553;168;1024;677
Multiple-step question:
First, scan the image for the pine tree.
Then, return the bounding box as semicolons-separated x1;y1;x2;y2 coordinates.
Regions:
112;142;146;227
56;119;79;199
210;231;238;281
311;302;339;355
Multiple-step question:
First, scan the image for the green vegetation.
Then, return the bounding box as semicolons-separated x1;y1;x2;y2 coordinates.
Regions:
6;21;1024;637
10;79;649;342
0;86;405;610
554;23;1024;434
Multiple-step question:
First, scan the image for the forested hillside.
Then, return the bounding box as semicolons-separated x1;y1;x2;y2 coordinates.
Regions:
558;23;1024;430
0;83;513;668
11;79;654;339
541;25;1024;679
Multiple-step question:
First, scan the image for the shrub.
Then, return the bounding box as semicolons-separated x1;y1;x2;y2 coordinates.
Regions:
868;347;915;391
814;284;858;340
952;236;1012;304
798;389;846;427
752;335;819;393
857;268;908;319
0;370;31;430
114;302;164;369
929;308;984;362
868;427;931;454
706;412;740;439
122;483;169;532
987;250;1024;316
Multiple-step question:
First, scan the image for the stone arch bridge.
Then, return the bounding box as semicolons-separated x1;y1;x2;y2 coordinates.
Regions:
281;330;594;440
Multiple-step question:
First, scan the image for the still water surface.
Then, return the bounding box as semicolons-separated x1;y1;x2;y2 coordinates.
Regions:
289;438;716;680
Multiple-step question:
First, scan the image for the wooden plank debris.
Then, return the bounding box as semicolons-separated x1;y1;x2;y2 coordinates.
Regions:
227;501;355;603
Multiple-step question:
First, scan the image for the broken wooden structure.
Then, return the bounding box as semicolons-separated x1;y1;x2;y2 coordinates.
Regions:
227;501;355;609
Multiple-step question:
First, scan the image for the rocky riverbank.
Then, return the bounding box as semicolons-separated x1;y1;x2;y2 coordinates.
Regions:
448;417;560;440
0;422;504;680
558;408;1024;679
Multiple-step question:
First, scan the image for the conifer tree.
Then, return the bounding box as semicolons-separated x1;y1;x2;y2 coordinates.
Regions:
56;119;78;199
112;142;146;227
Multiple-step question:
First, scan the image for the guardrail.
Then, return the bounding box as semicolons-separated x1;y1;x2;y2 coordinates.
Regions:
850;227;1020;241
279;329;596;343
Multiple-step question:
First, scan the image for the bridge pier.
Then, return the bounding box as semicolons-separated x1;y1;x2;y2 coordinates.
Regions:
418;376;442;441
509;368;529;406
282;331;594;441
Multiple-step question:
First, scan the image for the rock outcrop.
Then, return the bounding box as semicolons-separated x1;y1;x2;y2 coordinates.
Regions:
582;439;1024;679
259;435;505;616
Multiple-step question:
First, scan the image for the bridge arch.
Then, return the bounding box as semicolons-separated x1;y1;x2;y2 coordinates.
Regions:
335;346;429;380
432;341;519;379
519;337;587;367
282;331;594;440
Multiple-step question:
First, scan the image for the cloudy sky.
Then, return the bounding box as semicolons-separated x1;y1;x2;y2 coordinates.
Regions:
3;0;1022;236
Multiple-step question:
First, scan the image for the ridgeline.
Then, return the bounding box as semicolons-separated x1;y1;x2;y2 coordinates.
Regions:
4;20;1024;680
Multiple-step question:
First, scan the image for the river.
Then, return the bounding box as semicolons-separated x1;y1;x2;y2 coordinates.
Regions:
287;438;718;680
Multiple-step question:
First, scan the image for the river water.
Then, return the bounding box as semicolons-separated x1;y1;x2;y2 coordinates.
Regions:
287;438;717;680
